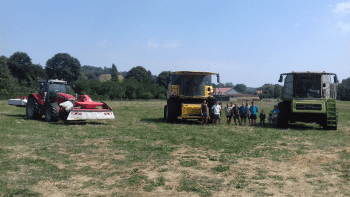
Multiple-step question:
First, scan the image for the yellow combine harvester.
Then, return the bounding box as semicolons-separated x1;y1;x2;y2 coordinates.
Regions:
164;71;220;122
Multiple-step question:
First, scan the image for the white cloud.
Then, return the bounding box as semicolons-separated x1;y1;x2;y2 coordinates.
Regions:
295;23;299;27
333;0;350;15
147;39;159;47
163;40;180;48
335;21;350;33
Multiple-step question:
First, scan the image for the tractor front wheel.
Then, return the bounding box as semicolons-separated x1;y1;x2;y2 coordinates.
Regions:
26;95;40;119
45;103;59;122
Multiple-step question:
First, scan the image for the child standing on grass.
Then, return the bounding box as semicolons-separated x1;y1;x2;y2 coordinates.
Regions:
259;110;266;127
268;113;273;124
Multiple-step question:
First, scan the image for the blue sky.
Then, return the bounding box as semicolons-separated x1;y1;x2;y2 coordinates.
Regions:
1;0;350;87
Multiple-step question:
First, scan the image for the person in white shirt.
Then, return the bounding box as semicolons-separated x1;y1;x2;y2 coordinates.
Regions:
211;101;221;125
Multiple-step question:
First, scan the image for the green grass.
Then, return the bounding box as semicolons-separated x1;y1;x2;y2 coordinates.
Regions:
180;160;198;167
1;100;350;196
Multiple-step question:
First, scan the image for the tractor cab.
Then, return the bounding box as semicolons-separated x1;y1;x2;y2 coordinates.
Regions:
38;79;74;102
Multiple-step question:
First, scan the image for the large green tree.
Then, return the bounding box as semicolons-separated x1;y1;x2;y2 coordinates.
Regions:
28;64;48;80
337;78;350;101
125;66;154;85
0;55;19;94
111;63;118;81
156;71;170;89
45;53;81;83
7;51;32;84
234;83;247;93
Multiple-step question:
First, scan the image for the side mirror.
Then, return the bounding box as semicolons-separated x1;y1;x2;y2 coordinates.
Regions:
216;74;220;83
169;74;172;84
278;75;283;83
334;75;339;83
40;83;44;89
322;83;326;87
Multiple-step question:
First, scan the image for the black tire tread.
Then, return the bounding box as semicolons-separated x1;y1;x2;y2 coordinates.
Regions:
26;95;40;119
277;102;289;128
45;103;59;122
166;99;177;122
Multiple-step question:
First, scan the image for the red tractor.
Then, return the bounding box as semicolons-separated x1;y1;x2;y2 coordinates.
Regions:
26;79;115;122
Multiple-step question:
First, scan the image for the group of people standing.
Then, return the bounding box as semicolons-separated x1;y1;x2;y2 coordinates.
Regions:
201;100;272;127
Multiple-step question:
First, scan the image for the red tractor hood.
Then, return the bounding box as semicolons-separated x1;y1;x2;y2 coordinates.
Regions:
57;93;76;100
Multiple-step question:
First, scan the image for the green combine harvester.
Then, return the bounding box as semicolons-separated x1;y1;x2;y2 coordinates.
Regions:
277;71;339;130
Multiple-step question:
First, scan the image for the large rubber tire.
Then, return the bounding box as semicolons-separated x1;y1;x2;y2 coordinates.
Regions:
164;105;167;120
45;103;59;122
166;100;177;123
26;95;40;119
277;102;289;128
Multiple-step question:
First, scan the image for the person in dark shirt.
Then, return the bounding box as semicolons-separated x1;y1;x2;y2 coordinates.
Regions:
259;110;266;127
239;102;248;126
231;103;240;125
201;100;208;126
224;103;233;125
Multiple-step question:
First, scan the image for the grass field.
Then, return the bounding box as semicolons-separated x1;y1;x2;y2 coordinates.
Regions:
1;100;350;196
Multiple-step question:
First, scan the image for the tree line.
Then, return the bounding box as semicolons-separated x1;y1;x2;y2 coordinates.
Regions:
1;51;349;100
0;52;167;99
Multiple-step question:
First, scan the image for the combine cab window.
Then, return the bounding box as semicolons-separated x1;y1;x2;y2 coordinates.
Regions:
294;75;321;98
180;75;211;96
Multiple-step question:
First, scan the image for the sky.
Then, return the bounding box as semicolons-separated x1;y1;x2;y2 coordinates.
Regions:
1;0;350;87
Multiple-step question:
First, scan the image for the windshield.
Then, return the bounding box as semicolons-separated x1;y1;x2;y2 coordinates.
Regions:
294;75;321;98
49;83;67;93
180;75;211;96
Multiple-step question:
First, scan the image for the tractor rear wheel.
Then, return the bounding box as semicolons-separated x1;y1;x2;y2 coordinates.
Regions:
26;95;40;119
45;103;59;122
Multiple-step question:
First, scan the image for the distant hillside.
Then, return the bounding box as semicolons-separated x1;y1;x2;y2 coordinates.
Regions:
98;74;111;82
97;74;124;82
118;75;124;81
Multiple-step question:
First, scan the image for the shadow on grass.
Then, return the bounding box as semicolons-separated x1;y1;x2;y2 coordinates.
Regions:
1;114;26;118
51;120;105;125
141;118;201;125
247;122;324;131
282;123;324;131
2;114;105;125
